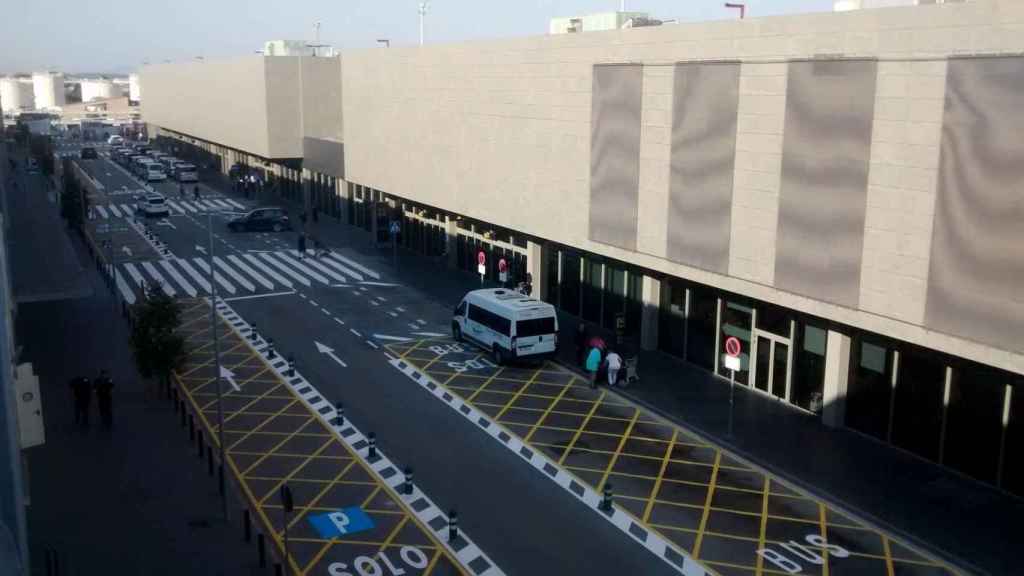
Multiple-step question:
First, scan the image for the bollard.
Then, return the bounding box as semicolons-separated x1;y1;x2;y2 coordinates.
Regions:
404;466;414;495
257;533;266;568
267;338;276;359
334;401;344;426
448;509;459;542
188;413;195;441
368;432;377;459
600;483;614;512
244;509;252;542
250;324;258;342
287;356;295;377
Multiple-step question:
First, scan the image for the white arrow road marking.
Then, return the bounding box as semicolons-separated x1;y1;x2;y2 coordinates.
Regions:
122;246;133;257
175;258;213;293
314;341;348;368
412;332;447;338
259;253;310;287
193;258;236;294
220;366;240;392
372;334;413;342
213;256;255;292
158;260;197;297
140;261;175;296
239;254;288;289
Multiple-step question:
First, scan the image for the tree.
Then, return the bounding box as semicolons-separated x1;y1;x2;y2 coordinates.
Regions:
129;285;187;394
59;166;88;231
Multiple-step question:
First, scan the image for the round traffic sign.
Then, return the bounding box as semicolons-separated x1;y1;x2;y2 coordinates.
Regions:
498;258;507;272
477;251;486;266
725;336;741;357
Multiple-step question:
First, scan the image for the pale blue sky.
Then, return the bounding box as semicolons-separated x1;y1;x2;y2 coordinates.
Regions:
0;0;833;74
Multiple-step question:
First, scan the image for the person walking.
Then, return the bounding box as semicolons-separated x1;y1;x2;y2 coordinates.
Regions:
585;346;602;390
69;375;92;428
605;350;622;388
193;185;200;202
297;231;307;259
94;370;114;431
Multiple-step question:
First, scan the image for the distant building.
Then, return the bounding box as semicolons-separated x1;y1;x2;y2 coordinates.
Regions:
129;73;141;103
0;77;34;114
79;79;116;103
31;72;65;110
549;11;664;34
264;40;312;56
834;0;967;10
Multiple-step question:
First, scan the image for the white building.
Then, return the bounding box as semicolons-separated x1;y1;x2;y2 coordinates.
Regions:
79;79;116;102
0;77;34;113
549;12;660;34
129;73;141;102
263;40;314;56
31;72;65;110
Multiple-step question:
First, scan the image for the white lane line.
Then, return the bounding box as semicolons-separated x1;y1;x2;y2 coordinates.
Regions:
417;319;427;325
408;323;420;330
175;258;213;293
193;258;236;294
223;290;295;302
329;252;380;280
376;296;388;302
140;261;175;296
259;253;311;287
225;198;246;210
370;300;380;306
388;311;398;318
275;252;329;285
396;306;406;313
309;300;319;306
373;334;413;342
359;281;401;287
349;328;362;338
366;340;380;350
95;205;109;219
211;199;233;209
200;200;221;210
213;256;256;292
115;270;136;305
321;308;331;315
334;318;346;326
167;201;185;214
241;254;292;288
298;293;308;299
320;254;365;282
120;204;134;216
108;204;123;218
122;263;146;287
158;260;197;297
179;201;199;213
412;332;446;338
288;251;350;284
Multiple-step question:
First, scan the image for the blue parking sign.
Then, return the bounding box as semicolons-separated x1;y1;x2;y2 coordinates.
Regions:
309;507;375;539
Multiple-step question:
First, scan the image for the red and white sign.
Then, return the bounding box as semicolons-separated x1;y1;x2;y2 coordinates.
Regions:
477;251;486;266
498;258;507;272
725;336;741;357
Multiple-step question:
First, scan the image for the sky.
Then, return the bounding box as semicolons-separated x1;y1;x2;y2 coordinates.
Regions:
0;0;834;74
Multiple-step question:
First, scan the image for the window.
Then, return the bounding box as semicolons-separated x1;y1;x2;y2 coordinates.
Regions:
468;304;510;336
559;251;581;316
455;301;466;317
516;317;556;338
582;258;603;323
718;300;752;384
603;267;626;330
890;347;946;462
659;280;686;359
757;303;792;337
945;363;1005;484
846;338;893;440
686;286;717;372
792;323;826;413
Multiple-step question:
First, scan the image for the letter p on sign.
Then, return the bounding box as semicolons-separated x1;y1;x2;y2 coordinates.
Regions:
309;507;376;539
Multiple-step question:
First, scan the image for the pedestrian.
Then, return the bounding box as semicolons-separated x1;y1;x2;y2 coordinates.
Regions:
193;185;200;201
605;350;622;387
585;346;601;390
574;323;588;365
297;231;307;259
94;370;114;430
69;375;92;428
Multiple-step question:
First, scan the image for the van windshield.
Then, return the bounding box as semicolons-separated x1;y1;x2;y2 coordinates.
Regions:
516;317;555;338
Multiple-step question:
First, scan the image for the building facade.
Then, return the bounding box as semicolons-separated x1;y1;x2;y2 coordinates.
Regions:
140;0;1024;498
30;73;65;111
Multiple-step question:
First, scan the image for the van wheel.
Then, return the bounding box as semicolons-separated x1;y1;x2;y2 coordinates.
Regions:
452;324;462;342
492;345;504;366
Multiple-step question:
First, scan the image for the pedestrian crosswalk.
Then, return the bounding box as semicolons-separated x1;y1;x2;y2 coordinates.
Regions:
115;250;382;305
89;198;246;220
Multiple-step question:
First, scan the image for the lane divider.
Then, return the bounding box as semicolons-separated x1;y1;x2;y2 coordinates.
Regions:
212;298;504;576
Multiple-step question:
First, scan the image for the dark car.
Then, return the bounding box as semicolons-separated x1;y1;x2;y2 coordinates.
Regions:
80;147;98;159
227;207;291;232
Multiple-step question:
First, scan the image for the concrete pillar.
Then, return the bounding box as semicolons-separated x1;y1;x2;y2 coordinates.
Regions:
337;179;349;223
640;276;660;351
526;241;543;299
445;217;458;269
823;329;852;428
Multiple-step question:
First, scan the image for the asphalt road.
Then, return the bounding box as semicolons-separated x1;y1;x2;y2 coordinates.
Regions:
88;159;679;576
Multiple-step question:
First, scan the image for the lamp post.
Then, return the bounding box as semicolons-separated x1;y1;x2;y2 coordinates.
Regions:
418;1;430;46
725;3;746;19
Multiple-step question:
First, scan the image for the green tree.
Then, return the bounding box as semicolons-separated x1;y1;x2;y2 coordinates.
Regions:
129;285;187;394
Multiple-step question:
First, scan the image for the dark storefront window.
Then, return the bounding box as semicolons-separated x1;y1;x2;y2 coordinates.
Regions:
625;273;642;341
581;259;602;324
718;301;752;384
891;348;946;462
945;363;1006;484
686;287;717;372
545;248;559;306
792;323;826;413
603;267;626;330
560;252;581;316
846;338;894;441
659;280;687;359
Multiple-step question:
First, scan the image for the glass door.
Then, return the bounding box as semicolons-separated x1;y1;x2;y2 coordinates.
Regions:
718;301;752;385
752;333;791;401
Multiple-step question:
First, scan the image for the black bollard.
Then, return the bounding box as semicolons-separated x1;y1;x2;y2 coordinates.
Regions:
368;432;377;459
287;356;295;377
274;564;283;576
334;401;344;426
448;509;459;542
404;467;414;495
267;338;276;359
600;483;614;512
250;324;258;342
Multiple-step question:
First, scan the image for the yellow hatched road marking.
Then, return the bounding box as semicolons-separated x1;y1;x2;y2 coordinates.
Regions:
399;338;425;360
557;390;607;466
691;451;722;559
465;366;506;404
643;429;677;523
493;369;542;421
596;409;640;492
882;535;895;576
249;428;333;482
755;476;771;575
523;376;578;442
287;459;359;530
226;397;300;451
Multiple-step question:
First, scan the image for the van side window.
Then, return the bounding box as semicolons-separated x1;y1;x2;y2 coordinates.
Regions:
456;301;467;316
468;304;510;336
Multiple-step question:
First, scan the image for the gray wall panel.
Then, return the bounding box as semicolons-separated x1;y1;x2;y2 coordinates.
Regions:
775;60;877;308
926;57;1024;354
589;64;642;251
303;137;345;179
666;62;740;273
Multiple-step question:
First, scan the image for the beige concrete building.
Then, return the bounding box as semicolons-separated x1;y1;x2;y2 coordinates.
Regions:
141;0;1024;499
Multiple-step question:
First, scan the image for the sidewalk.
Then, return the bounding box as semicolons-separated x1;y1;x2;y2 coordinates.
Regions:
219;180;1016;574
17;237;262;576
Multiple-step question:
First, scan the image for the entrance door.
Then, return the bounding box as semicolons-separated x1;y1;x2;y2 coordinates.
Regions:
752;333;791;401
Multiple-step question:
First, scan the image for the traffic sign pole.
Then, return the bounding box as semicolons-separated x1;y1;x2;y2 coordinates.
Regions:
723;336;742;438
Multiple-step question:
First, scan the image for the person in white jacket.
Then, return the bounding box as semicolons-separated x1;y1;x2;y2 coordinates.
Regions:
605;350;622;387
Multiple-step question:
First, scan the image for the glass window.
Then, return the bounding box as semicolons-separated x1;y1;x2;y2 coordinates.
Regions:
945;363;1006;484
757;303;792;337
625;273;642;339
545;247;559;306
659;280;686;359
686;286;717;372
603;267;626;330
891;347;946;462
516;317;556;338
792;323;827;413
846;338;894;440
559;251;581;316
718;301;752;384
581;259;603;324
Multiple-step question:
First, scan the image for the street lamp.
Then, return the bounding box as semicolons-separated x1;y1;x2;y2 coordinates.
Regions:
725;3;746;19
418;1;430;46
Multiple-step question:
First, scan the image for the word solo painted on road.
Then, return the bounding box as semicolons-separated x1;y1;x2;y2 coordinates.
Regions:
309;506;433;576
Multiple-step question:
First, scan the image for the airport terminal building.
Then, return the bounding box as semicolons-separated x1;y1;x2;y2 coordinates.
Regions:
141;0;1024;498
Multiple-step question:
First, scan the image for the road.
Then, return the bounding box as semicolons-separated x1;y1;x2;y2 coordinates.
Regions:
84;154;683;576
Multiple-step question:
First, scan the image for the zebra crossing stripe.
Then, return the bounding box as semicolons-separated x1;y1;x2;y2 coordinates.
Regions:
167;201;185;214
214;256;256;292
175;258;213;293
115;270;137;305
242;254;292;288
329;252;379;280
122;262;146;287
108;204;123;218
259;253;310;287
120;204;133;216
179;201;199;213
228;255;276;290
192;258;236;294
276;252;330;285
290;253;349;284
140;261;176;296
211;200;233;210
225;198;246;210
96;206;109;219
318;254;365;282
158;260;197;297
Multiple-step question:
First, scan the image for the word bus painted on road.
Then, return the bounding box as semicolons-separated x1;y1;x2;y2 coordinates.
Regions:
328;546;430;576
757;533;850;574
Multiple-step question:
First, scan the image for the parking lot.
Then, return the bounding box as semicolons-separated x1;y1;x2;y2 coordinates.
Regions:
386;337;960;576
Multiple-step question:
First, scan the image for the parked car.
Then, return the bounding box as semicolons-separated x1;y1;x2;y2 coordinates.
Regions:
227;208;291;232
145;164;167;182
108;135;124;146
80;147;98;159
174;162;198;182
136;192;170;218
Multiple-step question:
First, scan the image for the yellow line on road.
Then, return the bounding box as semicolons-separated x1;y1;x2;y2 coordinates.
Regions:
596;409;640;492
465;367;506;404
557;390;606;466
691;451;722;559
882;535;896;576
755;476;771;575
523;375;578;443
819;503;831;576
492;369;541;421
643;429;677;523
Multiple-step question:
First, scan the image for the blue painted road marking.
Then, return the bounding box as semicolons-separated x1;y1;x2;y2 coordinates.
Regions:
309;507;375;539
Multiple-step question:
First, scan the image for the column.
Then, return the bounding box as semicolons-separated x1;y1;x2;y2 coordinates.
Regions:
640;276;660;351
526;241;543;299
445;216;458;269
822;329;852;428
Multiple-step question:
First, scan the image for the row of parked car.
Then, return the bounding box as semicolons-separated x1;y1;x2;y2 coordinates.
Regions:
111;143;199;184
